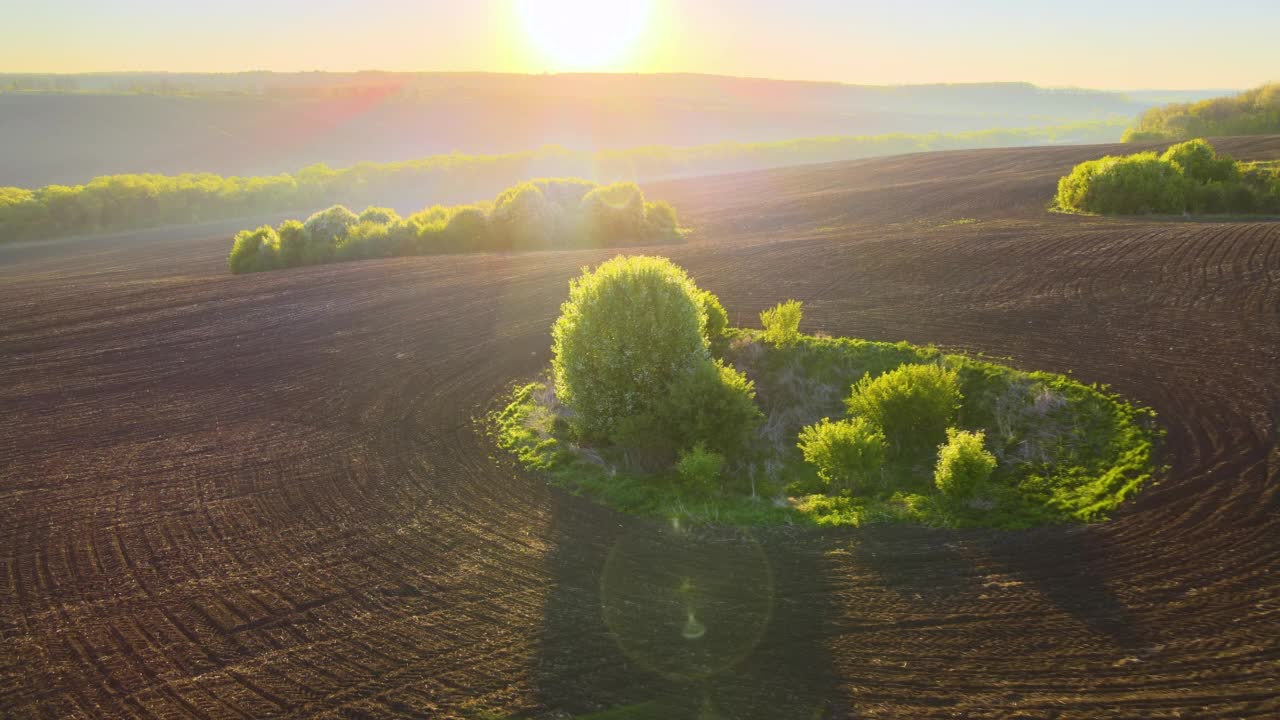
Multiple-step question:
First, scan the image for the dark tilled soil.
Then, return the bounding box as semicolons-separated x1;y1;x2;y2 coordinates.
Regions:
3;137;1279;719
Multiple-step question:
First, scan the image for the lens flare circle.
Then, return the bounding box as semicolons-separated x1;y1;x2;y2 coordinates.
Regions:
601;524;774;682
517;0;650;70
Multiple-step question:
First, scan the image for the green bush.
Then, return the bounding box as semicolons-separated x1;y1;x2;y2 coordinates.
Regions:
357;206;401;225
276;219;308;268
654;360;763;456
551;255;709;439
227;225;279;274
1055;152;1187;215
441;205;491;251
489;182;560;250
797;417;886;494
676;443;725;494
845;363;961;457
643;200;680;237
698;289;730;357
934;428;997;498
1056;139;1280;217
581;182;646;246
1160;139;1238;184
302;205;359;263
760;299;803;346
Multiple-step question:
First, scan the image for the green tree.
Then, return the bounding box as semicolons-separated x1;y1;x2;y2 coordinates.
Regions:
551;255;710;439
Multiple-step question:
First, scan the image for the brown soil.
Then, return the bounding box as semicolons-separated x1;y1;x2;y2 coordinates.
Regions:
3;137;1279;719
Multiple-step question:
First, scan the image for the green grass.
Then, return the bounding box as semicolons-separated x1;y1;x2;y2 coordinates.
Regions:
490;330;1161;530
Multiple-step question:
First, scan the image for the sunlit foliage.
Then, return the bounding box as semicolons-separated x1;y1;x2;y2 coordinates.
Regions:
1122;83;1280;142
551;255;709;439
226;180;680;273
1055;139;1280;216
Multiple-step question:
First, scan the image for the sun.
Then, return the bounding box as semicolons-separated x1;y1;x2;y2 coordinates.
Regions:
516;0;651;71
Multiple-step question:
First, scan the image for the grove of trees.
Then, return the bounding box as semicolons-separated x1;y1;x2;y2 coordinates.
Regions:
227;179;680;273
1055;139;1280;215
1123;83;1280;142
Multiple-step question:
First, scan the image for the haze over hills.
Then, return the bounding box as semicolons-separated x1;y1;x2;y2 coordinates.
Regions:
0;72;1232;187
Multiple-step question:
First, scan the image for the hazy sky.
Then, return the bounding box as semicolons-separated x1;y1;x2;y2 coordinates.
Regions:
3;0;1276;89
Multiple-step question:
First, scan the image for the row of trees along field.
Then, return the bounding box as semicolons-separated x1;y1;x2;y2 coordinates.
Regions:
1123;83;1280;142
0;120;1125;244
1055;139;1280;215
228;179;679;273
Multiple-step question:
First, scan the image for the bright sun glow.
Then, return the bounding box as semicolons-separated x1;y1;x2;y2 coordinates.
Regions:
516;0;651;71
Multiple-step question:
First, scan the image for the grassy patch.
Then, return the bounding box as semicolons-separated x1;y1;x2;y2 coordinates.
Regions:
491;330;1160;530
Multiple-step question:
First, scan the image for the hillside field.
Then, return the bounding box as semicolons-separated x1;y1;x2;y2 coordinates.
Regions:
2;137;1279;718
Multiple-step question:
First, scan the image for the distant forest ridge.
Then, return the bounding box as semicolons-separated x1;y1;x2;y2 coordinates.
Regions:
0;71;1232;106
1123;83;1280;142
0;73;1230;188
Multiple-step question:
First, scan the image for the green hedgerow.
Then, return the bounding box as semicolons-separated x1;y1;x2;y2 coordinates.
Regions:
845;363;961;457
761;299;803;346
797;417;886;494
934;428;997;498
551;255;710;439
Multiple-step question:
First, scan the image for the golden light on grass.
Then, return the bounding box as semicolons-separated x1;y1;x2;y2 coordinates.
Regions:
516;0;651;71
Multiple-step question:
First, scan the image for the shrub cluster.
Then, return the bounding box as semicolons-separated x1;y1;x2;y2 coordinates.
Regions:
1122;83;1280;142
796;360;990;500
226;179;680;273
845;363;961;456
500;258;1156;527
1;120;1128;244
1055;139;1280;216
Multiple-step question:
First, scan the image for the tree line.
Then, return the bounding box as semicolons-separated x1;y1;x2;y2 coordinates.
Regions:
228;179;679;273
1;120;1125;244
1123;83;1280;142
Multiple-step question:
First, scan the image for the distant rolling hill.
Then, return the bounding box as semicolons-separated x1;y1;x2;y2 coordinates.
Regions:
0;72;1231;187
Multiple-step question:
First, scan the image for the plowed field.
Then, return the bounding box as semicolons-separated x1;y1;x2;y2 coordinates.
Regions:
3;137;1279;718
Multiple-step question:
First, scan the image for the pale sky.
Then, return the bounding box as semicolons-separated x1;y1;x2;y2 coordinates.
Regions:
2;0;1276;89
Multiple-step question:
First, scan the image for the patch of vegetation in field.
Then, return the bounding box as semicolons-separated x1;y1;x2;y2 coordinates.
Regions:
1055;138;1280;216
227;179;680;273
1122;83;1280;142
492;256;1159;530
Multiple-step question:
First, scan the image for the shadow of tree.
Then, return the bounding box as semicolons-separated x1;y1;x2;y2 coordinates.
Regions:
535;490;840;719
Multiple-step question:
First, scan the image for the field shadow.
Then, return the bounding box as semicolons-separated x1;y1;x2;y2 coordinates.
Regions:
534;489;840;719
855;524;1145;653
977;527;1145;651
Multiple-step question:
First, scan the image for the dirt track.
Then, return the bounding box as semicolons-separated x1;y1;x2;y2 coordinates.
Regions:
2;138;1279;718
